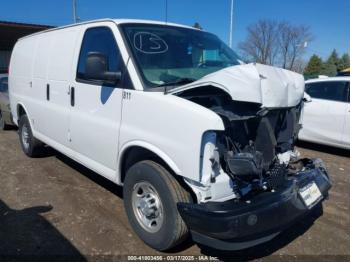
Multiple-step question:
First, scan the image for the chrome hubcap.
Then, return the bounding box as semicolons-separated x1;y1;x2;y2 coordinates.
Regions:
21;124;30;150
132;181;164;233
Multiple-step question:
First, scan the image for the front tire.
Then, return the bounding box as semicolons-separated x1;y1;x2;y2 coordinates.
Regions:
18;114;42;157
123;160;191;251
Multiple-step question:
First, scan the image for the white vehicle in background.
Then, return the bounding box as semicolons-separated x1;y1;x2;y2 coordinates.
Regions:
299;77;350;149
9;19;331;251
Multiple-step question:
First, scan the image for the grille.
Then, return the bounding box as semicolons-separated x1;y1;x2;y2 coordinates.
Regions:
266;163;287;189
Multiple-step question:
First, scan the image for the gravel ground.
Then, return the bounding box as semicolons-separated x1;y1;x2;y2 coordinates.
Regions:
0;129;349;261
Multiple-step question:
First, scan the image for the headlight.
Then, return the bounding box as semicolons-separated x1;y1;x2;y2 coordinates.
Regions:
200;131;220;185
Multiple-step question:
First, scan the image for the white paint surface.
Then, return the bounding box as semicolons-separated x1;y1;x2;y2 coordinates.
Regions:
170;63;305;108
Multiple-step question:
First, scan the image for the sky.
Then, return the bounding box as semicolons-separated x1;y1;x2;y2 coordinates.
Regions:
1;0;349;60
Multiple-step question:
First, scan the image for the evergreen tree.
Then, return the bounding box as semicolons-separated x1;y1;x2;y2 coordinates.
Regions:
339;53;350;70
304;54;323;76
320;62;337;76
327;49;341;71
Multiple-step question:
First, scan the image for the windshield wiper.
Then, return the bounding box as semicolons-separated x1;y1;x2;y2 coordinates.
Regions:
157;77;196;88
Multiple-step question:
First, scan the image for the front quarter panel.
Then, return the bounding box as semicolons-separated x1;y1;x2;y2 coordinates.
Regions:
119;91;225;181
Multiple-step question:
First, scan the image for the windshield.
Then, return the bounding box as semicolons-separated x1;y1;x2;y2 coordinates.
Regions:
120;23;241;88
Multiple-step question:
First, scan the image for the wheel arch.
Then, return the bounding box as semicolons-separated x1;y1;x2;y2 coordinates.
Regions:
16;102;29;125
15;102;38;136
118;141;182;184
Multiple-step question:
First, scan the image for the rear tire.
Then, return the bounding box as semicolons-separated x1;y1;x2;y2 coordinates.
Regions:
123;160;191;251
18;114;42;157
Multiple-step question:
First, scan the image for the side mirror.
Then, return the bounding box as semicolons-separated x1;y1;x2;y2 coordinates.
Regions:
303;92;312;103
85;52;121;85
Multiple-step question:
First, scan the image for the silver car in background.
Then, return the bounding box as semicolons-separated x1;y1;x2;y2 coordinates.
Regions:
0;74;13;130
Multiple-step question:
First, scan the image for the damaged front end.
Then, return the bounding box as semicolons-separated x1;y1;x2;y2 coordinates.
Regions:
171;64;332;250
215;98;305;198
178;158;331;250
178;86;330;201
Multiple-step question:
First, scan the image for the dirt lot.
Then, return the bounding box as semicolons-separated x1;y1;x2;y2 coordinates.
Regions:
0;128;349;261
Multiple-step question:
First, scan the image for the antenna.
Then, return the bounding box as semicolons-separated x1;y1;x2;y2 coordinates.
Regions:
73;0;78;23
165;0;168;23
229;0;234;48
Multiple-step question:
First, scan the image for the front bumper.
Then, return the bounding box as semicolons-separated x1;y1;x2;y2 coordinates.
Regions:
178;161;331;250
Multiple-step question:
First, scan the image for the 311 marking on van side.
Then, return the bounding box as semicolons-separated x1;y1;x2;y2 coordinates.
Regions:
123;91;131;100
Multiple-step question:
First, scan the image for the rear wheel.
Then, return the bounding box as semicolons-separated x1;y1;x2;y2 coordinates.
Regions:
123;160;191;251
18;114;42;157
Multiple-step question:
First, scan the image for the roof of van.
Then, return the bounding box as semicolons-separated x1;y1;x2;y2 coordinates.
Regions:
18;18;200;41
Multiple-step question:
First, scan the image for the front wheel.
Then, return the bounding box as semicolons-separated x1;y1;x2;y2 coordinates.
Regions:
123;160;192;251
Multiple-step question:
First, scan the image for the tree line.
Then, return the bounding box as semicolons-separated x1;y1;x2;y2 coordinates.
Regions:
304;50;350;78
193;20;349;77
238;19;312;73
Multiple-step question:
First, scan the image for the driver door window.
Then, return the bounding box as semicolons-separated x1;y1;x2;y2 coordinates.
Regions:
77;27;122;84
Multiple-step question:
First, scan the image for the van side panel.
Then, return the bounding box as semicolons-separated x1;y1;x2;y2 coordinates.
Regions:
48;29;79;82
31;33;53;135
38;28;79;147
9;36;38;125
10;24;120;183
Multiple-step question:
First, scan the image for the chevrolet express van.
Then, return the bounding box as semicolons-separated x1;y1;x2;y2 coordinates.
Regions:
9;19;331;251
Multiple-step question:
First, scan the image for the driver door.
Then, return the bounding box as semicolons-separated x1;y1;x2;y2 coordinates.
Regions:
69;24;124;180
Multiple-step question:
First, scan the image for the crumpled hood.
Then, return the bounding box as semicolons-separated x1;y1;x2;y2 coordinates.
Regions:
169;63;305;108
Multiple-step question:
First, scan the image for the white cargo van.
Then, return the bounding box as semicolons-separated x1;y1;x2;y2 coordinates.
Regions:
9;19;331;251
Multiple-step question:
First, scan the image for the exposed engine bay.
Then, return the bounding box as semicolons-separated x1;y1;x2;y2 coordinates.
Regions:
177;86;320;201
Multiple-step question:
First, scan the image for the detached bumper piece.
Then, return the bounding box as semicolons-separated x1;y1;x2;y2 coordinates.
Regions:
178;163;331;250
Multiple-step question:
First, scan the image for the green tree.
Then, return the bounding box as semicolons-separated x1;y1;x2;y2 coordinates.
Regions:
304;54;323;76
327;49;341;71
320;62;337;76
338;53;350;71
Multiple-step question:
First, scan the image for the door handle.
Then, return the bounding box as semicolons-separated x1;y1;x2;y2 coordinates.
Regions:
46;84;50;101
70;87;75;107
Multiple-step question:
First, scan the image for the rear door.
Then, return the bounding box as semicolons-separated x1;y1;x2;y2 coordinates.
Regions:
69;24;125;180
341;81;350;146
35;28;79;148
301;81;348;145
